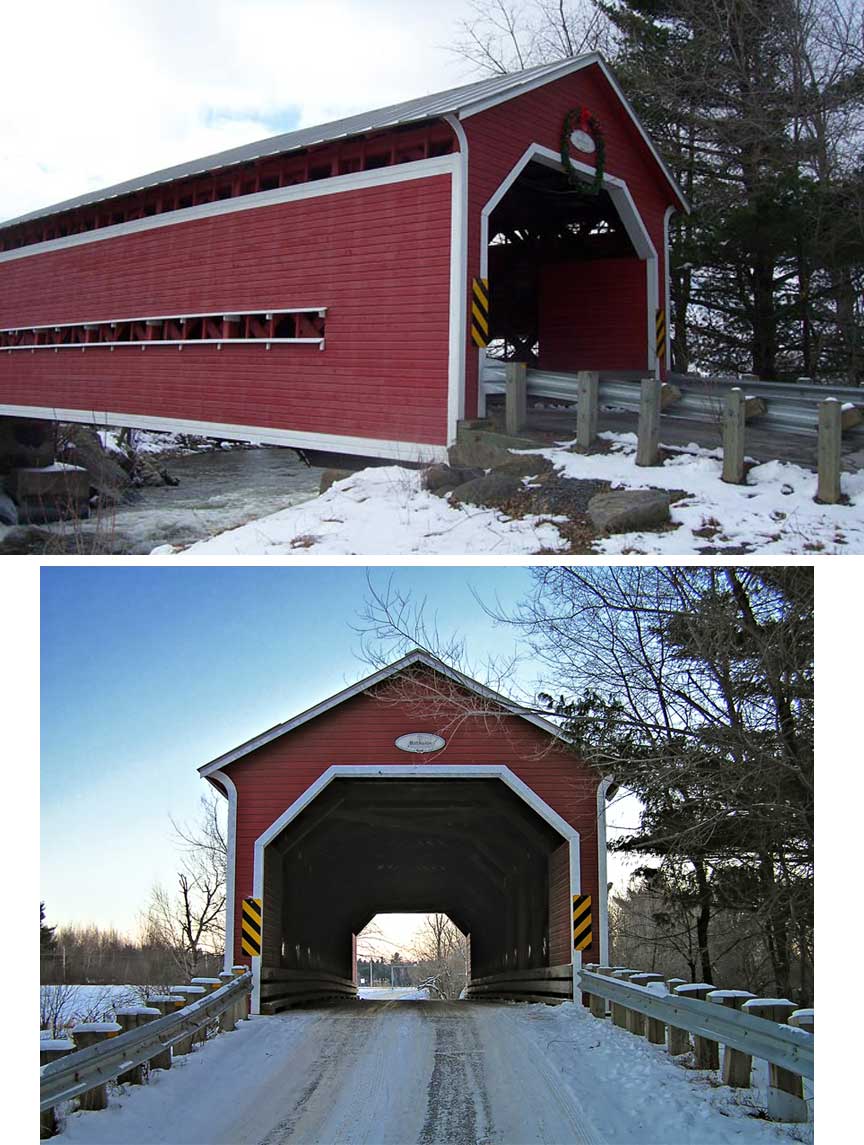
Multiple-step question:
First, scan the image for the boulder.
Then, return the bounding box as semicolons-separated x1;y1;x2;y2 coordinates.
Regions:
587;489;671;534
0;525;54;554
449;425;539;470
449;473;524;511
58;426;130;502
320;468;355;494
494;454;554;480
422;464;484;494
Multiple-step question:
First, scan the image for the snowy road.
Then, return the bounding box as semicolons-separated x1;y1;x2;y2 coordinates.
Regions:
56;998;810;1145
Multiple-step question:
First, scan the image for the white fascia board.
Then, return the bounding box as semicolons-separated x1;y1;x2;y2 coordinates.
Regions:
663;205;674;372
198;648;565;779
444;113;469;436
596;775;615;966
207;770;238;973
0;154;459;265
458;53;688;215
0;405;448;464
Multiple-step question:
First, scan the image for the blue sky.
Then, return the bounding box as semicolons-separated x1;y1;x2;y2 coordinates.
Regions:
40;565;538;937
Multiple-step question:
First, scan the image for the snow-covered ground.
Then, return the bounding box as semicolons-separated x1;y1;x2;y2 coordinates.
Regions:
157;464;565;556
357;985;430;1000
41;984;142;1036
154;432;863;556
50;997;812;1144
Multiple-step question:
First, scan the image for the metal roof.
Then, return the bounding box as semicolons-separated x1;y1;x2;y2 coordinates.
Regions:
2;53;686;230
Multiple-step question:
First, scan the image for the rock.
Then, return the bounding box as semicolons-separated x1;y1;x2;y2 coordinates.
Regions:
58;426;130;502
320;468;355;494
449;426;539;470
449;473;524;510
0;417;54;469
0;525;54;554
422;464;483;494
0;491;18;526
587;490;671;534
494;454;554;480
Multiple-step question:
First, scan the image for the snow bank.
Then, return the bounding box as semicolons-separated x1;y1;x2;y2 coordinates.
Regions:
540;433;864;554
161;466;567;556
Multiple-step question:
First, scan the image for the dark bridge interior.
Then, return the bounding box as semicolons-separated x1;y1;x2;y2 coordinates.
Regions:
488;159;640;365
259;779;568;1009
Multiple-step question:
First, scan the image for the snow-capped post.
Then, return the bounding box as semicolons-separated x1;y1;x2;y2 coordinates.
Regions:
142;996;174;1070
817;398;842;503
587;967;611;1017
232;966;251;1020
629;973;666;1043
168;985;205;1054
191;978;223;1041
40;1038;75;1138
69;1022;122;1110
742;999;808;1122
505;362;527;435
674;984;718;1068
635;376;661;466
789;1009;814;1035
576;370;599;449
707;990;756;1086
610;968;639;1029
664;979;690;1055
721;388;746;484
114;1007;161;1084
219;972;238;1030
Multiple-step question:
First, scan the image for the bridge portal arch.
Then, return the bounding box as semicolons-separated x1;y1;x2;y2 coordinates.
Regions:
199;651;606;1012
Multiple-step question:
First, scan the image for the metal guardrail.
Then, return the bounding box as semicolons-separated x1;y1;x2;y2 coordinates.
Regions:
578;971;813;1080
481;363;864;440
40;972;252;1112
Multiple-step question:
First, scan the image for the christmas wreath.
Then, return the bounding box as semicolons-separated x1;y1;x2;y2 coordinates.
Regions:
560;107;605;196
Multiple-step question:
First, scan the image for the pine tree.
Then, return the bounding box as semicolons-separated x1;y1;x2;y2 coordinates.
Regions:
40;902;57;953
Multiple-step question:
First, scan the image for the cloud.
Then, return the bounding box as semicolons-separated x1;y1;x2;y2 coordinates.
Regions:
0;0;475;222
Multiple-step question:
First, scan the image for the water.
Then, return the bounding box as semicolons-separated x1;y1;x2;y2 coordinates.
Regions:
45;446;324;554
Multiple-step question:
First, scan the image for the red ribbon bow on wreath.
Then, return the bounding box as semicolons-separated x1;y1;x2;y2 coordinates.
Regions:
560;106;605;196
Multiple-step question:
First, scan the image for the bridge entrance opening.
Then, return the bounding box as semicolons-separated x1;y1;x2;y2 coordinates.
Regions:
485;156;651;375
256;777;571;1013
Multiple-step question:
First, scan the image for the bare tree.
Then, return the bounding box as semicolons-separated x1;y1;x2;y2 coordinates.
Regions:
141;794;227;978
410;914;469;999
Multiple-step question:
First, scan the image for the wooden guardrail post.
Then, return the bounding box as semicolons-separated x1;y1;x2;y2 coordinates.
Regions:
707;990;755;1086
69;1022;122;1110
789;1009;814;1035
505;362;528;435
721;388;746;484
219;972;238;1030
629;974;666;1043
168;986;204;1054
40;1038;75;1138
191;978;224;1042
143;996;174;1070
576;371;599;449
665;979;690;1055
610;969;640;1029
114;1007;161;1084
232;966;251;1020
817;398;842;503
743;999;808;1122
587;966;611;1018
674;984;719;1068
636;377;661;466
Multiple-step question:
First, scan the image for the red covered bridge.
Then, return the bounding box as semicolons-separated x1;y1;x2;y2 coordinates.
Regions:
0;53;686;462
199;650;612;1012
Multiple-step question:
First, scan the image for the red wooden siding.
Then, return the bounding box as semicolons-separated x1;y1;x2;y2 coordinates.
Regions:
539;259;647;373
0;175;453;446
463;60;674;412
218;677;600;969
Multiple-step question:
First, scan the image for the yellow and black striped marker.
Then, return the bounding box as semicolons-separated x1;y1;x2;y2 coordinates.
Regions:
241;897;262;957
471;277;489;348
573;894;592;952
655;308;667;362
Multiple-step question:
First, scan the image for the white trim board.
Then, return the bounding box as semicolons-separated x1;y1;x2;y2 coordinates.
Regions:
248;764;582;1014
198;649;566;779
208;770;238;974
0;154;460;264
480;143;659;374
444;113;469;439
0;404;448;464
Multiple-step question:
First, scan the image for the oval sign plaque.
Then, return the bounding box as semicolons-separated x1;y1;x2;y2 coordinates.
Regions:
395;732;446;754
570;128;596;154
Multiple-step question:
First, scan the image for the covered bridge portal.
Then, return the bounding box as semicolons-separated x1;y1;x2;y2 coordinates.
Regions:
0;54;686;462
199;652;608;1013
